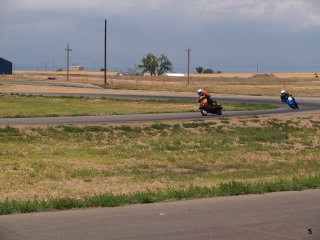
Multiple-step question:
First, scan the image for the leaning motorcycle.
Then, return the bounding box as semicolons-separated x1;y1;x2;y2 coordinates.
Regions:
285;96;299;109
198;96;223;116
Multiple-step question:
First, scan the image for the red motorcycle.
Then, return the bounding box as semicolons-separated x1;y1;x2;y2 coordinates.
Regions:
198;95;222;116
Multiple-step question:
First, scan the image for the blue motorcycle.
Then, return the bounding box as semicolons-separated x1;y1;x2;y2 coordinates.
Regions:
285;96;299;109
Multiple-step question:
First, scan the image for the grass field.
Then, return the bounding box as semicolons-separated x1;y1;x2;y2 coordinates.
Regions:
0;94;277;118
1;114;320;214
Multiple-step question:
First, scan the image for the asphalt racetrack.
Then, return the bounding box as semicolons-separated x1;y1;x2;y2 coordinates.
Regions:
1;190;319;240
0;92;319;125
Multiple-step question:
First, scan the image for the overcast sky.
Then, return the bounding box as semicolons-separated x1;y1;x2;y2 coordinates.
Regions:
2;0;320;73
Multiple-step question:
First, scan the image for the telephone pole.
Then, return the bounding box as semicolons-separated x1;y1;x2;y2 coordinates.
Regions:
65;44;72;81
104;19;108;85
186;48;191;84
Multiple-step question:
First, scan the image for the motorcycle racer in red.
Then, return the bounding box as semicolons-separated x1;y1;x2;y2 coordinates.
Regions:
197;88;222;116
197;89;213;105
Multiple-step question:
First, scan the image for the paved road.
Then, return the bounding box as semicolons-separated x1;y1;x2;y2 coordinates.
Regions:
0;80;101;89
1;189;319;240
0;93;319;125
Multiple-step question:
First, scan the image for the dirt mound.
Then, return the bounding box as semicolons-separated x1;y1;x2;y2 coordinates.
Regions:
250;73;279;79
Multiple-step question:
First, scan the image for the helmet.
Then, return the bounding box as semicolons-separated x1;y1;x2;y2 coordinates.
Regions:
280;90;286;94
197;89;203;95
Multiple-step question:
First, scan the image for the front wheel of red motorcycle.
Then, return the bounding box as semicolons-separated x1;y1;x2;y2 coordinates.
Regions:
200;109;208;116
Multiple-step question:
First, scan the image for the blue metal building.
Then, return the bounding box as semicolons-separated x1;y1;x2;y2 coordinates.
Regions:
0;57;13;75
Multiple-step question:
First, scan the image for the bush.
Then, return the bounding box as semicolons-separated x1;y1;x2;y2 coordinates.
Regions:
203;68;214;74
196;67;203;74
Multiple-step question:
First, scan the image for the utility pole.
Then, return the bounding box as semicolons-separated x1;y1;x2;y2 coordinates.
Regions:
65;44;72;81
186;48;191;84
104;19;108;85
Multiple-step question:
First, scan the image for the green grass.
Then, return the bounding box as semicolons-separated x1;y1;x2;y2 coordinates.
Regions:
1;175;320;215
0;94;277;118
0;117;319;214
222;102;278;111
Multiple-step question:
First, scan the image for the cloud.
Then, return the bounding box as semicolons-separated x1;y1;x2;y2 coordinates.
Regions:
6;0;171;16
171;0;320;30
5;0;320;32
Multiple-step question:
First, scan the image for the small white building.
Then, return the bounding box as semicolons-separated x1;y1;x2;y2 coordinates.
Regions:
164;73;185;77
69;66;84;71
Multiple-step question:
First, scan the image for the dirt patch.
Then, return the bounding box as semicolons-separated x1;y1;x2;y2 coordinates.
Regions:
250;73;279;79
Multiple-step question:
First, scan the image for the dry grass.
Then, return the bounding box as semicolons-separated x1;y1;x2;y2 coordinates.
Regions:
0;113;319;201
1;71;320;96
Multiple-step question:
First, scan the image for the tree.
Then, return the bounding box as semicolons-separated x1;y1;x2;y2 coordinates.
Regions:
138;53;159;76
196;66;204;74
157;54;172;75
138;53;172;76
203;68;214;74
